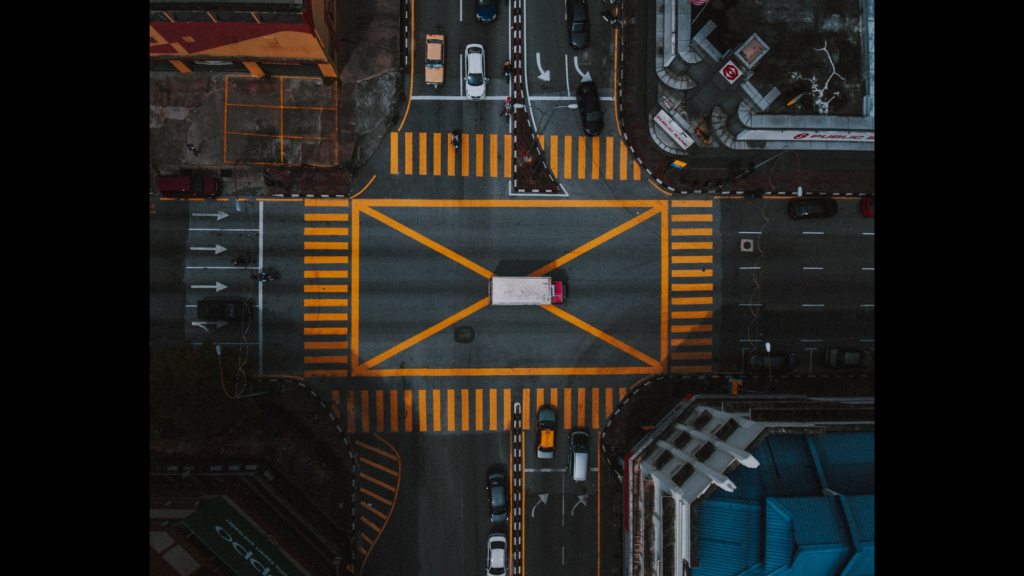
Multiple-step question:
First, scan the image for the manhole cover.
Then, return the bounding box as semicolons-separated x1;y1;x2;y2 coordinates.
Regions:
455;326;475;343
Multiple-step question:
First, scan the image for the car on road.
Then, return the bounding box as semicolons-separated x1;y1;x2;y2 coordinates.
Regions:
476;0;498;22
486;470;508;522
157;175;220;198
747;351;797;374
197;299;251;321
567;430;589;482
536;407;556;459
465;44;487;100
486;532;507;576
565;0;590;49
788;197;838;219
575;81;603;136
861;195;875;217
824;348;873;369
424;34;445;88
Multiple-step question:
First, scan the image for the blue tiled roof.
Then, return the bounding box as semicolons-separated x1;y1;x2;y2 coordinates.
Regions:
692;432;874;576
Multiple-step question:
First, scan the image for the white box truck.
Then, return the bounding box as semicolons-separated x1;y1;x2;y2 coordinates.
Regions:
488;276;565;305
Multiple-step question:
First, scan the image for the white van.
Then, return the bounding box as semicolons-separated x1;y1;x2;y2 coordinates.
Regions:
567;431;589;482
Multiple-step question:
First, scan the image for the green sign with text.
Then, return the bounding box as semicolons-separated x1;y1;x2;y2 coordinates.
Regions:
182;496;301;576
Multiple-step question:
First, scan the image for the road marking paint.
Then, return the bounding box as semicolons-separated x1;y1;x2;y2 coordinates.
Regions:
419;132;428;175
303;313;348;321
356;199;664;208
304;299;348;306
738;303;762;306
671;214;713;222
347;391;356;433
606;137;614;180
305;213;349;221
433;390;441;431
304;341;347;349
802;231;824;235
543;303;661;367
671;200;713;207
590;137;599;179
390;132;398;174
391;391;398;432
360;472;396;493
461;135;469;176
672;242;713;250
504;388;511;430
360;487;393;506
530;205;662;277
523;389;531;430
418;390;427;432
738;231;762;235
305;198;349;207
359;206;493;277
475;133;484;177
800;339;823;342
802;304;825;307
564;388;572;429
305;369;347;377
305;256;349;264
359;516;381;533
672;325;712;333
672;297;713;305
803;267;823;270
634;159;641;180
863;232;874;235
361;502;388;520
671;228;712;236
304;327;348;335
305;270;349;278
672;269;712;277
671;283;714;291
564;136;572;179
304;227;349;236
539;135;545;151
863;267;874;271
376;390;385;432
578;136;587;180
490;389;498;431
361;391;370;432
354;439;397;460
672;352;712;360
304;285;349;292
672;338;712;346
433;133;442;176
476;389;483;431
404;132;413;175
304;241;349;250
462;389;470;431
490;134;498;177
577;388;585;428
447;390;455;431
447;135;456;176
860;304;874;307
504;134;512;178
404;390;413;432
672;311;712;319
619;140;628;180
592;388;600;429
605;388;613;419
739;267;760;270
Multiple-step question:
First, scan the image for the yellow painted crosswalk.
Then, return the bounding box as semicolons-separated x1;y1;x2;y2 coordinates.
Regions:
389;131;643;180
333;386;631;433
303;199;351;378
669;200;716;374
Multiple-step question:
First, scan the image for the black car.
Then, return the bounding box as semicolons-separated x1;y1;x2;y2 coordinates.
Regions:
747;351;797;374
824;348;873;369
566;0;589;49
197;299;251;321
575;81;603;136
486;470;508;522
788;198;838;219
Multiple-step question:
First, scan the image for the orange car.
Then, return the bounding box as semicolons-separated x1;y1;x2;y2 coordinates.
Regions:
536;407;556;459
425;34;445;88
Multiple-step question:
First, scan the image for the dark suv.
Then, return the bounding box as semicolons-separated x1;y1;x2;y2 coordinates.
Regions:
197;299;251;321
747;351;797;374
486;470;508;522
788;198;838;219
565;0;589;49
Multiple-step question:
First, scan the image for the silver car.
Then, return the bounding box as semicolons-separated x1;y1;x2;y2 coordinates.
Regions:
465;44;487;100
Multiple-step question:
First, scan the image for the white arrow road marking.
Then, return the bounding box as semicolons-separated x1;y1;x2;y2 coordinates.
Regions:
536;53;550;81
191;321;228;332
191;282;228;292
194;211;229;221
531;494;549;517
190;244;227;254
571;494;587;516
574;57;589;81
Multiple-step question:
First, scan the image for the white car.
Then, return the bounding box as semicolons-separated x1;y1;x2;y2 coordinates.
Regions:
465;44;487;100
486;532;507;576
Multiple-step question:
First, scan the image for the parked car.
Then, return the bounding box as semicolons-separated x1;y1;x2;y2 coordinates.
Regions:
157;175;220;198
536;407;556;459
575;81;604;136
565;0;590;49
476;0;498;22
424;34;445;88
861;195;874;217
567;430;589;482
788;197;837;219
465;44;487;100
486;470;508;522
747;351;797;374
197;299;251;321
824;348;873;369
486;532;507;576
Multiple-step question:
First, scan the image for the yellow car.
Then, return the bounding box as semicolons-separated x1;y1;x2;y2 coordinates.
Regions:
425;34;445;88
537;407;556;459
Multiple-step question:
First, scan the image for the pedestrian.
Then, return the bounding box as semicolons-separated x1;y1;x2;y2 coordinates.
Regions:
601;10;619;26
186;143;199;156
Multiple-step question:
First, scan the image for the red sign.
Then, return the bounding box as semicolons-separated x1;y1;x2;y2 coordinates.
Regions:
720;61;742;84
